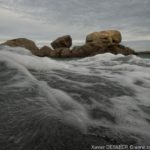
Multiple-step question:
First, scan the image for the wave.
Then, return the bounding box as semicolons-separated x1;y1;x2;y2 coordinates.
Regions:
0;46;150;146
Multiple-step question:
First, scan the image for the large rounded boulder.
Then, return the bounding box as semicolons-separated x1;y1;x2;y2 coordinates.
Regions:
51;35;72;49
1;38;39;54
86;30;122;44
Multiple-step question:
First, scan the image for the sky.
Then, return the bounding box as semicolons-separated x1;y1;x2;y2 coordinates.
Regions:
0;0;150;42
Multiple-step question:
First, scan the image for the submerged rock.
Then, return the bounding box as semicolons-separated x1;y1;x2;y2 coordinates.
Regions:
51;35;72;49
1;38;39;55
86;30;122;44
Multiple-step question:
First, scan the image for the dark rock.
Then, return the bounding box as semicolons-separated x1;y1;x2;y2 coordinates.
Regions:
49;48;72;58
72;46;82;51
107;44;135;55
71;43;134;57
38;46;53;57
59;48;72;57
49;50;58;57
0;30;135;58
1;38;39;55
48;42;135;58
51;35;72;49
71;42;107;57
52;49;62;57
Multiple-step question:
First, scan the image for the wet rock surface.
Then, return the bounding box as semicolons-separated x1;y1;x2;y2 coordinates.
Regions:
1;30;135;58
86;30;122;44
1;38;39;55
51;35;72;49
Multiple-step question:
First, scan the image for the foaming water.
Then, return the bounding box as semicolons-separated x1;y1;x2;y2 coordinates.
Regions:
0;46;150;145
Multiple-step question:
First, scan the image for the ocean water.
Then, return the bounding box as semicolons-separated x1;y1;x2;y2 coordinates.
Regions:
0;45;150;149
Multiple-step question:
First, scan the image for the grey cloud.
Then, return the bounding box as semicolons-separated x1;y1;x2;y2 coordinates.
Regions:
0;0;150;41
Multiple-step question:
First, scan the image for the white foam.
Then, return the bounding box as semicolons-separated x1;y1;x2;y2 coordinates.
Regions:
0;48;90;131
1;45;33;55
0;49;70;71
1;46;150;140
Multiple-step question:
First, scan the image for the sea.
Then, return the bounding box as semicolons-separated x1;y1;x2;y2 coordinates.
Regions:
0;41;150;150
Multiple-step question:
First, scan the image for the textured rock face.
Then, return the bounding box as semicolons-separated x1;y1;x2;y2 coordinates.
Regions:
51;35;72;49
71;43;106;57
1;39;135;58
1;38;39;54
59;48;72;57
71;43;134;57
46;43;134;58
107;44;135;55
38;46;53;57
49;48;72;57
86;30;122;44
0;30;135;58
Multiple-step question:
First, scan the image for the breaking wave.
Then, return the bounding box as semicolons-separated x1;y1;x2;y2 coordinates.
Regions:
0;45;150;148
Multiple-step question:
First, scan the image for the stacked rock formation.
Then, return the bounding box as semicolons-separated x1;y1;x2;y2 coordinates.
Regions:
1;30;135;57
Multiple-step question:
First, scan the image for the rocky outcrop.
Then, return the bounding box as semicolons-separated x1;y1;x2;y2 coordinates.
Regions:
0;30;136;58
51;35;72;49
106;44;135;55
71;43;106;57
86;30;122;44
71;43;135;57
48;48;72;57
40;43;134;58
38;46;72;57
1;38;39;54
58;48;72;57
38;46;53;57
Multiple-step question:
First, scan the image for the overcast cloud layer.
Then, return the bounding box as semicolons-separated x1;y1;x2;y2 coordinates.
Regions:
0;0;150;41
